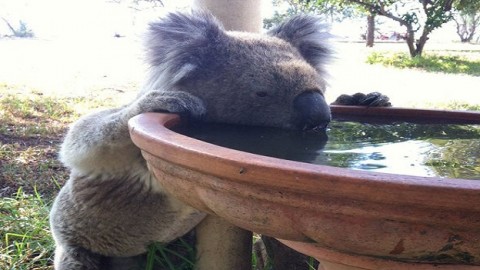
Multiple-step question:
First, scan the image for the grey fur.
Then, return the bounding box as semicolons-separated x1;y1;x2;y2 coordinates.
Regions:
50;10;333;269
268;15;333;74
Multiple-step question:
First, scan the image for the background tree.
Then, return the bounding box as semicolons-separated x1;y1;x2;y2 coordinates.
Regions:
264;0;356;29
107;0;164;11
1;17;34;38
345;0;455;57
453;0;480;42
268;0;456;56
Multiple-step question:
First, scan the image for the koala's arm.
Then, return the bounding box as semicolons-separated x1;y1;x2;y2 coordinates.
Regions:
60;90;206;175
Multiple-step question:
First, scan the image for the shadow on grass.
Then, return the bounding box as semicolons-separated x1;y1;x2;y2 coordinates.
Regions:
366;52;480;76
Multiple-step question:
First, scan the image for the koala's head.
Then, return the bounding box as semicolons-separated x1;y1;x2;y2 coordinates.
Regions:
144;11;332;130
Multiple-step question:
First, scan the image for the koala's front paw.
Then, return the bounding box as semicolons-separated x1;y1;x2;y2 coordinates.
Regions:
135;90;206;120
332;92;391;107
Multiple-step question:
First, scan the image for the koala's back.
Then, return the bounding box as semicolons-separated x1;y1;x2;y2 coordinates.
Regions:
50;170;204;257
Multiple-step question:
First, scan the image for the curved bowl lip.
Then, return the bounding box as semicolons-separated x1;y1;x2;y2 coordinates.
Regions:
129;106;480;210
330;105;480;124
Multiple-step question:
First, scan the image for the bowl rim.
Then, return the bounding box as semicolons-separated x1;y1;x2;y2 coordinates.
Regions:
128;106;480;211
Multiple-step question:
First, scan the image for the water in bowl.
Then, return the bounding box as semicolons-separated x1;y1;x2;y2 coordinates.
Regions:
176;121;480;179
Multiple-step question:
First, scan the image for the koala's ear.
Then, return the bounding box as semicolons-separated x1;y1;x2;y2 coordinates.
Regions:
145;11;225;85
268;16;332;73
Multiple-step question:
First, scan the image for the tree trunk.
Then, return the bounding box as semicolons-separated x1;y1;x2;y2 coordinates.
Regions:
366;14;375;47
414;28;431;57
406;30;416;57
193;0;262;32
465;16;479;43
454;15;475;43
454;13;480;43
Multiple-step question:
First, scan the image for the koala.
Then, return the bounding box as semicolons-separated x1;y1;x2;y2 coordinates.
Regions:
50;10;334;270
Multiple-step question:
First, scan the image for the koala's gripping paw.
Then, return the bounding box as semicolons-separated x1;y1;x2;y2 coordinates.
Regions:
331;92;392;107
134;90;206;120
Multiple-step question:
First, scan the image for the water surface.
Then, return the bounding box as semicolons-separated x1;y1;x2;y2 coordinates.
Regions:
176;121;480;179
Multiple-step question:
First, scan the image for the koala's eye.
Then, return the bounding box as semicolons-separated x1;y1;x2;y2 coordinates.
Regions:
256;91;268;98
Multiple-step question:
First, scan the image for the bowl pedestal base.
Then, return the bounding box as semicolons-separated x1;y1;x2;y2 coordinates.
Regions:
195;216;252;270
278;240;479;270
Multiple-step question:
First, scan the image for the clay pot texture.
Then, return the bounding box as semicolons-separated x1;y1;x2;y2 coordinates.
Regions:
128;106;480;266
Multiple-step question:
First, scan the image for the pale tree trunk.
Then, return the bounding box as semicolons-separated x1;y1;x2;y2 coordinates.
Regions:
190;2;258;269
193;0;262;32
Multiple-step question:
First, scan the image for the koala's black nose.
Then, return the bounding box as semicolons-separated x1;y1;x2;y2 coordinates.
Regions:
293;91;331;130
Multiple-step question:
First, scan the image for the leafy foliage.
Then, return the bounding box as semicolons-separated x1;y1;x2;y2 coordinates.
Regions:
366;51;480;75
264;0;357;29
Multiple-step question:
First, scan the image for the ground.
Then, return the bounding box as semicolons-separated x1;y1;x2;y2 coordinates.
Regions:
1;38;479;105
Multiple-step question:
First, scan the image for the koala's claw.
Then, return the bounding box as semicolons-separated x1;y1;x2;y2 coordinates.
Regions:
332;92;391;107
134;90;206;120
161;96;206;120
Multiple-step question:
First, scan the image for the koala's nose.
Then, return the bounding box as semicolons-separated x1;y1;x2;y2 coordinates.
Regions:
293;91;331;130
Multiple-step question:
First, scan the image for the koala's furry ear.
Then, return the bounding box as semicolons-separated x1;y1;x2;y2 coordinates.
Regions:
145;11;225;87
268;16;332;74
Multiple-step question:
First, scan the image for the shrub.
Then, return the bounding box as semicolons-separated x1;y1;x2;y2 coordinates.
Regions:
366;52;480;76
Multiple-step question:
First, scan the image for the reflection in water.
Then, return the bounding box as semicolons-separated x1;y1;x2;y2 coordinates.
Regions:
176;121;480;180
322;140;438;177
176;123;328;162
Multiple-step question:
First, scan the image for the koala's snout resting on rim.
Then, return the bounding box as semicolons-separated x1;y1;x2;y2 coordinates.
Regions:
50;10;333;270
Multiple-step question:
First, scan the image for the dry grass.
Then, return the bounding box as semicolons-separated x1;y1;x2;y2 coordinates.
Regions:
0;83;125;197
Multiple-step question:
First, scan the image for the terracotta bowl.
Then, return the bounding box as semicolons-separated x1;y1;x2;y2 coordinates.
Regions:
128;106;480;269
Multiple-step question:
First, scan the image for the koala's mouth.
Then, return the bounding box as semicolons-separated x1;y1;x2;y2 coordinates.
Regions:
293;91;331;131
300;121;330;131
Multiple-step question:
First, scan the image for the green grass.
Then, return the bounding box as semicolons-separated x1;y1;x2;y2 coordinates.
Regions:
145;240;196;270
0;84;122;196
366;52;480;76
0;84;123;269
0;188;54;270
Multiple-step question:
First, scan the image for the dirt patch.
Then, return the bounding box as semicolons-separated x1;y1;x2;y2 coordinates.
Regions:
0;127;68;198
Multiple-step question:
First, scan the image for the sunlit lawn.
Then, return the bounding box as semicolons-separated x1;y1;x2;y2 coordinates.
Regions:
367;51;480;76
